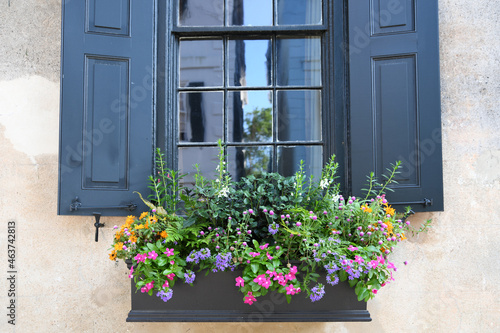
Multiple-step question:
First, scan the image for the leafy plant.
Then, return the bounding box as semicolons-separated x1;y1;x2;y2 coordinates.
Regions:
110;140;430;304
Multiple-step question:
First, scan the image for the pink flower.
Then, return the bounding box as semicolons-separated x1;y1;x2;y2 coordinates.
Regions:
253;274;267;285
235;276;245;287
260;243;269;250
290;266;298;275
244;292;257;305
354;255;364;264
261;278;271;289
128;266;134;279
162;281;169;288
266;252;273;260
372;289;378;294
134;253;147;263
370;260;379;268
377;255;385;265
387;261;397;271
141;281;154;293
163;248;174;257
249;252;261;257
166;273;175;281
148;251;158;260
170;260;175;265
348;245;358;252
286;284;299;295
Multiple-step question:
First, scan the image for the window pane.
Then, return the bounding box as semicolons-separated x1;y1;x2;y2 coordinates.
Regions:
179;91;223;143
277;0;322;25
179;147;221;186
227;90;273;143
227;0;273;26
277;146;322;178
179;39;223;87
228;39;271;87
178;0;224;26
277;37;321;86
228;146;273;181
277;90;321;142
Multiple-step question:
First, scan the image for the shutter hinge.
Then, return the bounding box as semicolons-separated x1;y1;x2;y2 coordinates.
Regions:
93;213;105;242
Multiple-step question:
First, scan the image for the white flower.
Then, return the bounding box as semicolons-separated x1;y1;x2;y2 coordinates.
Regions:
217;186;230;198
320;179;330;189
331;194;341;202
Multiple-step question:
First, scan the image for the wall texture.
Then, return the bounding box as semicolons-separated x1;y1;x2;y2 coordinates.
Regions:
0;0;499;332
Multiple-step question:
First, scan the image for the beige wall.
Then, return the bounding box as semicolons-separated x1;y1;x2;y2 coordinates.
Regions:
0;0;498;332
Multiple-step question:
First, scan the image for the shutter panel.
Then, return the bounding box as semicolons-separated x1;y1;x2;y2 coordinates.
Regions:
348;0;443;211
58;0;155;215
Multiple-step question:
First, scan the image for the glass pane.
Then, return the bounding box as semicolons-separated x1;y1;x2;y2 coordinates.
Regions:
179;91;223;143
179;39;223;87
228;39;272;87
277;0;322;25
227;0;273;26
277;90;321;142
228;91;273;143
179;147;220;186
277;37;321;86
228;146;273;181
178;0;224;26
277;146;322;178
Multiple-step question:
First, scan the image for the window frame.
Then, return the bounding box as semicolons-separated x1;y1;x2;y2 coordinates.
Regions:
157;0;348;191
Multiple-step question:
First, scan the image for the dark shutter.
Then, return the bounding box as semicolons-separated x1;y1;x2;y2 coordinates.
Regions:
348;0;443;211
58;0;155;215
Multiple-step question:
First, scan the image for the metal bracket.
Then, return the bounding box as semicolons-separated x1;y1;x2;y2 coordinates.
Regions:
390;198;433;207
70;197;137;212
93;213;105;242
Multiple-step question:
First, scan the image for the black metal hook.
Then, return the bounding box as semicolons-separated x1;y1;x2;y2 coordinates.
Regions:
93;212;105;242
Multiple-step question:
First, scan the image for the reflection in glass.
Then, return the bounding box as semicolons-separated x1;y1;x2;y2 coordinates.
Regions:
178;91;223;143
178;147;220;186
227;0;273;26
179;39;223;87
277;37;321;86
277;146;322;178
277;90;321;142
227;91;273;143
178;0;224;26
228;39;271;87
277;0;322;25
228;146;273;181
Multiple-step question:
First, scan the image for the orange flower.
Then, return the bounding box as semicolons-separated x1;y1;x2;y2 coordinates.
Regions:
109;250;117;261
400;233;407;241
160;231;168;238
385;220;394;233
149;215;157;224
129;235;138;243
384;205;395;216
361;204;372;213
139;212;148;220
115;232;123;240
135;224;144;230
114;242;124;251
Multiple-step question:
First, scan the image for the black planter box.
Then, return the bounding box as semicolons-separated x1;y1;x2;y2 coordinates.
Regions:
127;268;371;322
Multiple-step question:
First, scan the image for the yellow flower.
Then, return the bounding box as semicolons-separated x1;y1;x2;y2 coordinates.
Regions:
114;232;123;240
160;231;168;238
114;242;124;251
126;215;135;223
149;215;157;224
139;212;148;220
400;233;407;241
385;220;394;233
109;250;117;261
384;205;395;216
361;204;372;213
135;224;144;230
129;235;137;243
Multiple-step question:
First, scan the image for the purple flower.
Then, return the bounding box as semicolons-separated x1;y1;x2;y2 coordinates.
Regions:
184;270;196;284
214;252;233;272
326;274;339;286
198;248;211;260
309;284;325;302
156;289;173;302
186;250;200;264
268;223;279;235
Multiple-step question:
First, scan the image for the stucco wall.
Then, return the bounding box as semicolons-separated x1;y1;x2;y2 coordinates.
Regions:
0;0;499;332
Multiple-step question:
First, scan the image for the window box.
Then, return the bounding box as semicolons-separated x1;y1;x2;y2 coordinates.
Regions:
126;261;370;322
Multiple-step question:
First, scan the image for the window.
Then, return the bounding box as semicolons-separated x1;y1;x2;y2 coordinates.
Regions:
58;0;443;216
173;0;328;184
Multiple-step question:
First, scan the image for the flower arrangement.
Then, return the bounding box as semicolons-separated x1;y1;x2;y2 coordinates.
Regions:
110;141;431;305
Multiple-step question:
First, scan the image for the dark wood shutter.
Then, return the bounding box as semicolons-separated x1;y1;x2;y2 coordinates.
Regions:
58;0;155;215
348;0;443;211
